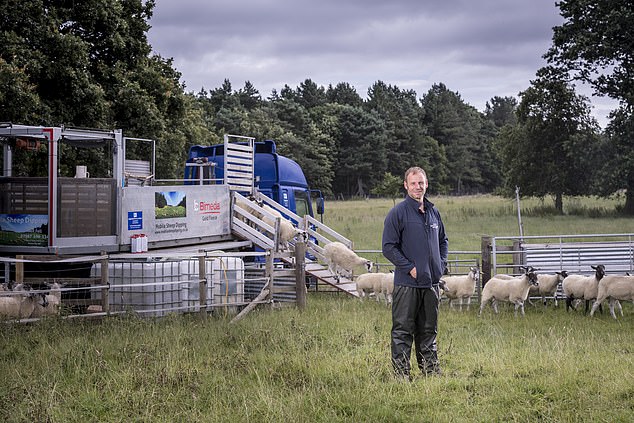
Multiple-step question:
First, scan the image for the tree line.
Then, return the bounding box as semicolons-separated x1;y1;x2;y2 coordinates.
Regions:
1;0;632;213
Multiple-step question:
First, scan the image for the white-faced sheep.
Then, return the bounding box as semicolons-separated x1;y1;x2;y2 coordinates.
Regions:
379;272;395;305
590;274;633;319
322;241;372;282
0;284;41;320
30;282;63;318
528;271;568;307
234;195;306;251
260;203;307;250
355;272;392;303
440;267;480;311
562;265;606;313
479;268;539;317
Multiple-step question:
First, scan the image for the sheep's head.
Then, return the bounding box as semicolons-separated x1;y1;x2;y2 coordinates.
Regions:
297;229;308;242
470;267;481;285
557;270;568;280
364;259;373;272
437;279;448;292
591;264;606;280
526;269;539;287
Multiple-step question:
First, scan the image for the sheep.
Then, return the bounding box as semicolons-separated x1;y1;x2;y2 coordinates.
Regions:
379;272;395;305
355;272;392;302
322;241;372;282
479;268;539;317
440;267;480;311
260;203;307;250
562;265;606;313
233;194;262;225
590;274;634;319
30;282;62;318
528;271;568;307
0;284;40;320
234;195;306;250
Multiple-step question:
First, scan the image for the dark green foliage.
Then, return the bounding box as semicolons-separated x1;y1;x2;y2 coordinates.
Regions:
420;83;498;194
546;0;634;214
495;67;599;212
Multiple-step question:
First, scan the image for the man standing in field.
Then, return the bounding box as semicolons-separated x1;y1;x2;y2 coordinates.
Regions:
382;166;448;380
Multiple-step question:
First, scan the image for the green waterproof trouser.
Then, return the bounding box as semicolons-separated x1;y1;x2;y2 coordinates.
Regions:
391;284;440;376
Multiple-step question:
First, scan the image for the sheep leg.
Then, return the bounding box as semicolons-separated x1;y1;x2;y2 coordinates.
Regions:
565;296;574;312
590;299;601;317
608;299;617;319
492;298;499;314
466;297;471;311
478;299;487;316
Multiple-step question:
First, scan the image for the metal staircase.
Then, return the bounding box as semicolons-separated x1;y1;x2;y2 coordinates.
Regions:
230;191;361;297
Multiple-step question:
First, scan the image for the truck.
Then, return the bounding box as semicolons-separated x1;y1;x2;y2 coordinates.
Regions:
184;137;324;221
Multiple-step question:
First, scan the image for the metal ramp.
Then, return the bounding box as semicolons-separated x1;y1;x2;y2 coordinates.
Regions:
230;191;362;297
304;259;360;297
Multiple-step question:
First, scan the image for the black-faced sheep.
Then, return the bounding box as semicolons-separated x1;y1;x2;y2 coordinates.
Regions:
30;282;63;318
440;267;480;311
562;265;606;313
479;268;539;317
590;274;633;319
322;241;372;282
528;271;568;307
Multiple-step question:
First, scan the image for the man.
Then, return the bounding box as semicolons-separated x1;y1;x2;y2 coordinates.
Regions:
382;166;448;379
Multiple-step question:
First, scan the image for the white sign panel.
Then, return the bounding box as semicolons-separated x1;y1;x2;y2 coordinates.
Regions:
121;184;231;245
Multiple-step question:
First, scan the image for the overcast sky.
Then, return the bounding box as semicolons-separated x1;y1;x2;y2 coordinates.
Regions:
146;0;617;127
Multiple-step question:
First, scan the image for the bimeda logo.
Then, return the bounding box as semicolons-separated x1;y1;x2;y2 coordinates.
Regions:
195;200;221;214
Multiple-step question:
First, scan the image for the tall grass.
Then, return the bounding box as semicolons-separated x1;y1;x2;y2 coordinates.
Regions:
2;195;634;422
2;296;633;422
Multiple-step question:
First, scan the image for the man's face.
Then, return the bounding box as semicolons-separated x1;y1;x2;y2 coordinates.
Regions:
404;171;427;201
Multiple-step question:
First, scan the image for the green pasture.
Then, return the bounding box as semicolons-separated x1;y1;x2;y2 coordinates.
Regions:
323;194;634;251
1;195;633;422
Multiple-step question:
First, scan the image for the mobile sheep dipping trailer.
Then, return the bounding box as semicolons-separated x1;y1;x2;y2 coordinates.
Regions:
0;125;359;318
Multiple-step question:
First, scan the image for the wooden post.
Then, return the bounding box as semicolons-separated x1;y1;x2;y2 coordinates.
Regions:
100;254;109;314
15;254;24;284
480;236;491;290
199;254;207;316
295;241;306;310
265;249;274;303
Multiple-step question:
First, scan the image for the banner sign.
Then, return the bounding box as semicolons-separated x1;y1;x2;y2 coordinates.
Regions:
0;214;48;246
121;185;231;245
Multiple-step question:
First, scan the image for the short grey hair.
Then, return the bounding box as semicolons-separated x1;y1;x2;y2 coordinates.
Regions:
404;166;427;182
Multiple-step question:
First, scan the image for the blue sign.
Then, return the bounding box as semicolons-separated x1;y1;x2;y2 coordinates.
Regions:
128;211;143;230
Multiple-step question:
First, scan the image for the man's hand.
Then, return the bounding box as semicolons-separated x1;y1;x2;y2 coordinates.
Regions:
409;268;417;278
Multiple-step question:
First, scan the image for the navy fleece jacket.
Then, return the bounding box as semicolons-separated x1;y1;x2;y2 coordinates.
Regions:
382;195;448;288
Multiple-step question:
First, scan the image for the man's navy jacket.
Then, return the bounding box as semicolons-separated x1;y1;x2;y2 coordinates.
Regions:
382;195;448;289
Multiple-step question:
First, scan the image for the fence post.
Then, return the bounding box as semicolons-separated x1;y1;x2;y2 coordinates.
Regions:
199;253;207;316
295;241;306;310
265;249;274;303
100;254;109;314
15;255;24;283
481;236;492;288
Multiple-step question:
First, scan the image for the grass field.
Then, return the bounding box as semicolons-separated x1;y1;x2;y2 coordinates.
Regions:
322;194;634;251
1;195;634;422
